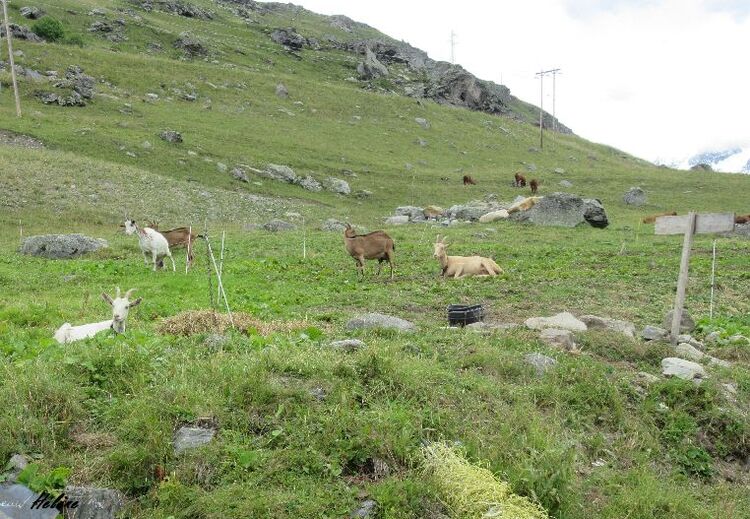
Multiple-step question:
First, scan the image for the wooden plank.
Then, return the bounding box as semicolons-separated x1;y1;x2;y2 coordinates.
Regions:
671;212;697;344
655;213;734;235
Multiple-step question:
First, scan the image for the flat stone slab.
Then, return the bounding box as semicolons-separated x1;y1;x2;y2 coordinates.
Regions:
642;325;668;341
173;426;216;454
661;357;706;381
21;234;108;259
63;486;126;519
346;313;416;332
0;484;59;518
525;312;587;332
580;315;635;338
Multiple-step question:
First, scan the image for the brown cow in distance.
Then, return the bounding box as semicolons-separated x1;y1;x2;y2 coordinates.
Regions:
642;211;677;224
736;214;750;224
514;173;527;187
530;179;539;194
463;175;477;185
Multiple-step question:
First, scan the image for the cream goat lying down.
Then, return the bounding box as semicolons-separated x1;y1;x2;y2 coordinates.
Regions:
507;196;543;214
433;236;503;279
53;288;142;344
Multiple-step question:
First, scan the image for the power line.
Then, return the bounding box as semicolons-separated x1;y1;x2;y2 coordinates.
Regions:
534;68;560;149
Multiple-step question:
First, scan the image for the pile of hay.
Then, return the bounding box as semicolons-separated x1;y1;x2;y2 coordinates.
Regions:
422;442;548;519
157;309;309;336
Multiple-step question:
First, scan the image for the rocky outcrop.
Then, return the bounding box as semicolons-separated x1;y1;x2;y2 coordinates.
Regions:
270;27;309;50
357;47;388;80
21;234;108;259
174;32;208;57
511;193;609;228
0;23;43;42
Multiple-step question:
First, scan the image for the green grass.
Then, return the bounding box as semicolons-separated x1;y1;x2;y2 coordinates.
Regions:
1;0;749;517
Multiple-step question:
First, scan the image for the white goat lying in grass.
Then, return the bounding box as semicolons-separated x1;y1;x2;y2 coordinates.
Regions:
433;235;503;278
124;219;175;272
53;288;142;344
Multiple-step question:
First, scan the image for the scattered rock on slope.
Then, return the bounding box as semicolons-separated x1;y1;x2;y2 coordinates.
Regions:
661;357;706;382
173;426;216;454
174;32;208;57
160;130;183;143
357;47;388;80
346;313;416;332
525;312;587;332
623;187;647;206
20;6;44;19
270;27;308;50
0;23;43;42
63;486;126;519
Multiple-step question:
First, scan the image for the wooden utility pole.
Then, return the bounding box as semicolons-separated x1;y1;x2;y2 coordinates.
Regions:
1;0;21;117
552;69;562;133
535;68;560;149
450;30;457;64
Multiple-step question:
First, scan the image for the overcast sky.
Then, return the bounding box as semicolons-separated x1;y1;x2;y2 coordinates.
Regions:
296;0;750;163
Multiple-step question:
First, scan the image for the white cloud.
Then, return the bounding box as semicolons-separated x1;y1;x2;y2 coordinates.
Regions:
294;0;750;162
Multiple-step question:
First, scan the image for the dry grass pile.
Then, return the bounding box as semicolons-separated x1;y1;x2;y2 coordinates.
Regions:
157;309;309;336
422;442;549;519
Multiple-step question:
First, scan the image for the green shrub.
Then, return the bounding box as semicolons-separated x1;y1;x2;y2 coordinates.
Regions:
32;17;65;42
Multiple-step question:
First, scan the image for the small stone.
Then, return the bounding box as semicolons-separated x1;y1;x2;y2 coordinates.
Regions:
203;334;227;349
560;180;573;188
635;371;661;385
414;117;430;129
160;130;183;143
524;353;557;376
350;499;377;518
346;313;416;333
231;167;249;182
276;83;289;98
623;186;647;206
580;315;636;338
329;339;366;351
675;343;704;362
216;162;227;173
262;219;296;232
705;331;722;344
309;387;326;401
63;486;125;519
385;215;409;225
174;426;216;454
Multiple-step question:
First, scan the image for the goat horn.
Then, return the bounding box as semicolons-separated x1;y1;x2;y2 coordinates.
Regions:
125;288;137;299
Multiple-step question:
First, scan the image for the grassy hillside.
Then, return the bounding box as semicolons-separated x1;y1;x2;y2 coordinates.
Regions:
1;1;750;518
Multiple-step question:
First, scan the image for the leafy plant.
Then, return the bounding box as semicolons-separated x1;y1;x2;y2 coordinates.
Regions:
17;464;71;494
32;17;65;42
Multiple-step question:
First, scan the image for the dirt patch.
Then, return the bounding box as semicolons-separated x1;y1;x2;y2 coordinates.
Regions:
0;129;44;149
157;309;310;336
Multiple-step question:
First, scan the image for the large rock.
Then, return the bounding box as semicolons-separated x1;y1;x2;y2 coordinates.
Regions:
21;234;108;259
174;426;215;454
580;315;635;338
346;313;416;332
160;130;182;143
262;164;297;183
395;206;424;220
446;202;492;221
270;27;307;50
675;343;704;362
662;309;695;333
0;484;58;518
525;312;587;332
661;357;706;381
623;187;647;206
385;215;409;225
324;177;350;195
63;486;126;519
174;32;208;57
20;6;45;19
0;23;43;42
539;328;577;351
357;47;389;80
513;192;608;228
263;219;296;232
524;352;557;376
297;175;322;192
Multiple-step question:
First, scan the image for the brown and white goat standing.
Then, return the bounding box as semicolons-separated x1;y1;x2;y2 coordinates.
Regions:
149;221;202;268
343;224;396;279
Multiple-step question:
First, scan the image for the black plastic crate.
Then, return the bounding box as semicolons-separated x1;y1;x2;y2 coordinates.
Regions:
447;304;484;327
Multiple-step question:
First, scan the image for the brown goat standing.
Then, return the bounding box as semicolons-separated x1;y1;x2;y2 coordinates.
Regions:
514;173;527;187
463;175;477;185
642;211;677;224
149;222;202;268
343;224;395;280
735;214;750;224
530;179;539;194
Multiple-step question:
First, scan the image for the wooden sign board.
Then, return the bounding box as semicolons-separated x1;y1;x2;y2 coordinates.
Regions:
655;213;735;235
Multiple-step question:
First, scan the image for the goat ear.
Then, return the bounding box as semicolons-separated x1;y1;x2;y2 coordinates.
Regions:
101;293;113;305
128;297;143;308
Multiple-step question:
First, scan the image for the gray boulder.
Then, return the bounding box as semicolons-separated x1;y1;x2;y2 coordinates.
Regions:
663;309;695;333
539;328;577;351
580;315;635;338
357;47;389;80
63;486;126;519
0;23;43;42
513;192;608;228
263;219;296;232
354;189;373;199
623;187;647;206
262;164;297;183
525;312;587;332
524;353;557;376
174;426;215;454
642;325;668;341
415;117;430;129
385;215;409;225
675;343;704;362
297;175;322;192
174;32;208;57
661;357;706;381
560;180;573;188
350;499;377;518
446;202;492;221
324;177;351;195
270;27;307;50
0;484;58;517
21;234;108;259
275;83;289;98
395;206;424;220
20;6;44;19
346;313;416;332
231;167;249;182
160;130;182;143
